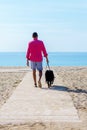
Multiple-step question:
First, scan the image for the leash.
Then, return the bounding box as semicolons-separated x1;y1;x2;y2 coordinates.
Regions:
45;62;50;70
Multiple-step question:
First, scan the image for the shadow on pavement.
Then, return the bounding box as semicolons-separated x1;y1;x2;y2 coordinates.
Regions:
46;85;87;94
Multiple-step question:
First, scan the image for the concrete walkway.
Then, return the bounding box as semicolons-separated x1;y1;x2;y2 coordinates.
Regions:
0;70;81;125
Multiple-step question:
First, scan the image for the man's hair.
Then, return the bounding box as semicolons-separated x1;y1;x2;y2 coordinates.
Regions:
32;32;38;38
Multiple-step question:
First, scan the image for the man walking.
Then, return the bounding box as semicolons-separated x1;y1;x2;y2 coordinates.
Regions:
26;32;48;88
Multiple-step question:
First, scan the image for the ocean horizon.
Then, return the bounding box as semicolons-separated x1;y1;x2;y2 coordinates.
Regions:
0;52;87;66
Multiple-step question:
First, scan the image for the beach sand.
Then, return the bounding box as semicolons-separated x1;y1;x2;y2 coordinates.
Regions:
0;66;87;130
0;67;27;108
54;67;87;130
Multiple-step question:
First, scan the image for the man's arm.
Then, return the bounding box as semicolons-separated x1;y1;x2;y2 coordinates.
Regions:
26;43;30;66
41;42;49;64
41;42;48;57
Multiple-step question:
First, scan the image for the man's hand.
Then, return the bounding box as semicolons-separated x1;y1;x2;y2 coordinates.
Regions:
26;60;29;66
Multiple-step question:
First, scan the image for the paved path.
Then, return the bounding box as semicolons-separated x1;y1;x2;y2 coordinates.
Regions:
0;70;81;125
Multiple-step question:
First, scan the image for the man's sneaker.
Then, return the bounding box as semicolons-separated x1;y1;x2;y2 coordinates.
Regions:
34;83;37;87
38;81;42;88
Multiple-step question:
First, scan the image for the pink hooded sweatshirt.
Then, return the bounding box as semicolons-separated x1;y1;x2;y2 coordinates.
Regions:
26;38;48;62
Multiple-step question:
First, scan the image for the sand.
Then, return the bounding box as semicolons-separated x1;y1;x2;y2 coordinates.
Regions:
54;66;87;129
0;66;87;130
0;67;27;108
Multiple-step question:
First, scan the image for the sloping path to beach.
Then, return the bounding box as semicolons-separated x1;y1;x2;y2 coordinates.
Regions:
0;69;81;126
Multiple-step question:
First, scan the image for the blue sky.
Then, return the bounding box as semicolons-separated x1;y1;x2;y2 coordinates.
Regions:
0;0;87;52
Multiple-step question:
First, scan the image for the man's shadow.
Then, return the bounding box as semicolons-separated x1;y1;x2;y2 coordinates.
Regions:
48;85;87;94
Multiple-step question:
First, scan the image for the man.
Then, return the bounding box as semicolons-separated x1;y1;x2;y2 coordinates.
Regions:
26;32;48;88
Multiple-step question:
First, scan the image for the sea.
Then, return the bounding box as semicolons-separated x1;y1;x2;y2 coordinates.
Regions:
0;52;87;66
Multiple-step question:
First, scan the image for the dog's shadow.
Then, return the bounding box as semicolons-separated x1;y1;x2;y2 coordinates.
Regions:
47;85;87;94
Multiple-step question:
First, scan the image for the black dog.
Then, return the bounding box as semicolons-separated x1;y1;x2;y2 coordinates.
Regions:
45;70;54;88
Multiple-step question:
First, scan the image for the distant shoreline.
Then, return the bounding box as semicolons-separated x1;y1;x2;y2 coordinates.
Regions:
0;52;87;66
